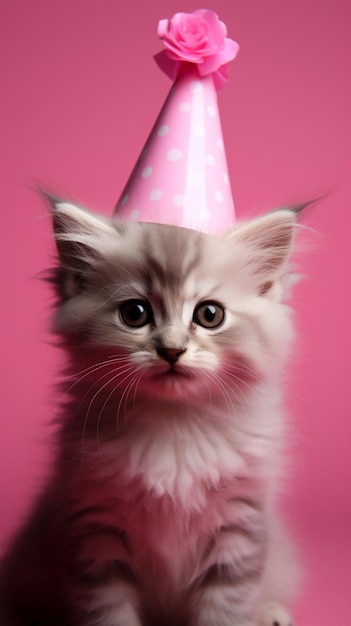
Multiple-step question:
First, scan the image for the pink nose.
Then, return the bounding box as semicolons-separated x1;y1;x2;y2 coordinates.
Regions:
156;348;186;365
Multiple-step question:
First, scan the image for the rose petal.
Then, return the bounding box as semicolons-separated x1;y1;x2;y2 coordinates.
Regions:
157;19;169;39
199;39;239;76
212;65;229;91
154;50;182;80
166;48;205;64
169;13;208;52
194;9;227;48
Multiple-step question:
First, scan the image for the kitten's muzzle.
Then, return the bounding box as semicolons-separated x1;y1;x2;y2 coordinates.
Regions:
156;347;186;365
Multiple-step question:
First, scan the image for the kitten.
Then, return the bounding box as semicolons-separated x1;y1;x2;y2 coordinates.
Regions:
0;199;303;626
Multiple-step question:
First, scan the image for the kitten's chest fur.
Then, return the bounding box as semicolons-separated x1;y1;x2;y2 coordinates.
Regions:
59;401;269;591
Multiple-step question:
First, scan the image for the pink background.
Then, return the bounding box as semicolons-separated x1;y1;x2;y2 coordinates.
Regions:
1;0;350;623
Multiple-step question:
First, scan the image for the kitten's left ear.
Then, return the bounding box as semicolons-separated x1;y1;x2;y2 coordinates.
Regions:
225;209;297;294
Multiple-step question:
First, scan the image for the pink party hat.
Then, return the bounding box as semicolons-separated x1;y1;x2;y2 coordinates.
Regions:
114;9;239;235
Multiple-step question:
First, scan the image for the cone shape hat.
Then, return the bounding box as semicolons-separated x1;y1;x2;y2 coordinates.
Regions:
114;10;239;235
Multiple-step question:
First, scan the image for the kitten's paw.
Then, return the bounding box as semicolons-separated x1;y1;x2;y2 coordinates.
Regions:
260;601;294;626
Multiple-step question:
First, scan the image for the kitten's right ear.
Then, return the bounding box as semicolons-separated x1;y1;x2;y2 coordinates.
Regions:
46;196;116;297
47;197;115;267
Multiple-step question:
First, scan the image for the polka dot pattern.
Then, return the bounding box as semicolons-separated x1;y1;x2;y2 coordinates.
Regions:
129;209;140;220
157;125;169;136
114;66;235;234
192;81;203;93
150;189;162;201
180;102;191;113
167;148;182;162
142;166;152;178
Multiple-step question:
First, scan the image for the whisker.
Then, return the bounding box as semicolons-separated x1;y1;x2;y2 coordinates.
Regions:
197;371;214;419
95;367;145;445
221;357;262;383
56;356;128;382
132;370;146;406
205;366;253;418
115;368;145;433
204;371;236;417
54;357;129;412
215;368;252;413
218;366;259;396
80;365;135;455
58;363;130;437
122;371;144;421
221;375;248;415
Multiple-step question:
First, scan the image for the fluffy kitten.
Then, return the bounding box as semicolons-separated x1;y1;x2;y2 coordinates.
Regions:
0;200;303;626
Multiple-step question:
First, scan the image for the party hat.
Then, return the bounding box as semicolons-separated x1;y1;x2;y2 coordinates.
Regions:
114;9;239;235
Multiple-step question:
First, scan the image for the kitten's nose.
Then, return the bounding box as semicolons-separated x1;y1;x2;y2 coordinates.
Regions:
157;347;186;365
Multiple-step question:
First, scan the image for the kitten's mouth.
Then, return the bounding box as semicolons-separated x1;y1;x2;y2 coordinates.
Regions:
141;365;199;398
154;366;192;380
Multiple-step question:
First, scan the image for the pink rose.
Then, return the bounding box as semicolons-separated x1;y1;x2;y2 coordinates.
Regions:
155;9;239;88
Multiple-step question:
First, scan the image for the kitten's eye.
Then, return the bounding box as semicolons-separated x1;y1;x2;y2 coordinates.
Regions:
193;301;225;329
120;300;153;328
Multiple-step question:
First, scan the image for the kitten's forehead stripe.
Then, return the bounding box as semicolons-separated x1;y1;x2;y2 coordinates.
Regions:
142;225;204;291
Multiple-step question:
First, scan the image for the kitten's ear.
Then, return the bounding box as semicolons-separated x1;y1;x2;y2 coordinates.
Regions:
49;199;116;268
226;209;297;295
47;198;116;297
